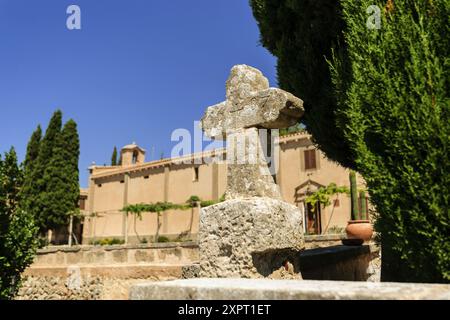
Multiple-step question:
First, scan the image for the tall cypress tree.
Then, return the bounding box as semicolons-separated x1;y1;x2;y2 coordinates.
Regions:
30;110;63;234
40;118;80;231
111;146;118;166
61;120;80;218
23;126;42;176
250;0;353;168
20;125;42;209
20;111;81;237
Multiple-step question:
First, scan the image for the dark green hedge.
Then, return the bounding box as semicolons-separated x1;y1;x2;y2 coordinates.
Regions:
251;0;354;168
251;0;449;282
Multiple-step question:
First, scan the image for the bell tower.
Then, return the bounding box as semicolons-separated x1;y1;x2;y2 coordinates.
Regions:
120;142;146;166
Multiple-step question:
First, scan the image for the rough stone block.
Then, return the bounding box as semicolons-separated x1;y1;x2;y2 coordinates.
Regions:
199;198;304;278
182;264;201;279
112;250;127;263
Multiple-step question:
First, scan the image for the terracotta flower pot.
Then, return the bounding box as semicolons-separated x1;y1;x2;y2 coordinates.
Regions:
345;220;373;243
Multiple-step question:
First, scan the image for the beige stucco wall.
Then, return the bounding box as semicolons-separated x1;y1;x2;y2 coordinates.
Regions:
82;133;367;244
278;137;365;233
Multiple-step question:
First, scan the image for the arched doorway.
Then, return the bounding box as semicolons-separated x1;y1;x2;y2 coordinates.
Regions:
294;179;325;235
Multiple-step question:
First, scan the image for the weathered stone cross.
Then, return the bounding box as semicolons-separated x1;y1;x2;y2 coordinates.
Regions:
201;65;304;200
198;65;305;278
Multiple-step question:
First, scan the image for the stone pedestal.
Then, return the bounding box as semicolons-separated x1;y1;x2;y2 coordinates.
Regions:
199;198;304;278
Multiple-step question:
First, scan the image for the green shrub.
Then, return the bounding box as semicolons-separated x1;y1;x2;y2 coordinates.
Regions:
187;195;201;204
109;238;125;245
37;237;49;248
157;236;170;243
279;123;306;136
185;195;225;208
330;0;449;283
0;148;39;299
326;226;345;235
183;195;228;209
200;200;217;208
91;238;124;246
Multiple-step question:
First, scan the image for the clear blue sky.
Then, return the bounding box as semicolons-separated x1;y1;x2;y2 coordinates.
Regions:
0;0;278;187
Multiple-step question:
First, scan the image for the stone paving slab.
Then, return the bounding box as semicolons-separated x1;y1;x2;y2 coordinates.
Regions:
129;278;450;300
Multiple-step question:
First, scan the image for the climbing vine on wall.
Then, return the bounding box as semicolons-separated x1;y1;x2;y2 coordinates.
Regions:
305;183;349;212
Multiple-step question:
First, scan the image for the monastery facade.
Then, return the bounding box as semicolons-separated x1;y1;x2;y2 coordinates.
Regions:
79;131;365;244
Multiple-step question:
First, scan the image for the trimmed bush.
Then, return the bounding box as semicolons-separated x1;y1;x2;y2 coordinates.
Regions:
251;0;449;282
157;236;170;243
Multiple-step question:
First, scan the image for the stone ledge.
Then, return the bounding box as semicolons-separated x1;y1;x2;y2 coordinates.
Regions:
304;234;345;242
38;241;198;254
129;278;450;300
24;264;186;279
33;243;199;266
38;238;362;254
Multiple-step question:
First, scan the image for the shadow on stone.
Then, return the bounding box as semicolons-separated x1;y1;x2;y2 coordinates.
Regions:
251;249;303;277
183;244;380;281
298;245;375;281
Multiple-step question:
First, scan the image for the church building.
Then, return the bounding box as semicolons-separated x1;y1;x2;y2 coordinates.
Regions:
79;131;366;244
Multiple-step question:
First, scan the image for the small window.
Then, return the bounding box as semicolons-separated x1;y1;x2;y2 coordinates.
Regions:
193;167;199;182
132;151;138;164
79;198;86;210
333;199;340;207
144;175;149;179
304;149;317;170
120;180;125;184
97;184;102;188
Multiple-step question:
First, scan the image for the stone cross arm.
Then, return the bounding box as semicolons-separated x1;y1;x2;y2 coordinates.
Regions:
200;65;304;138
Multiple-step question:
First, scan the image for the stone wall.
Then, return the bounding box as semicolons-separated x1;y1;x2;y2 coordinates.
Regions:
16;265;184;300
32;242;198;266
304;234;346;249
16;242;198;300
16;239;380;300
30;236;343;267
